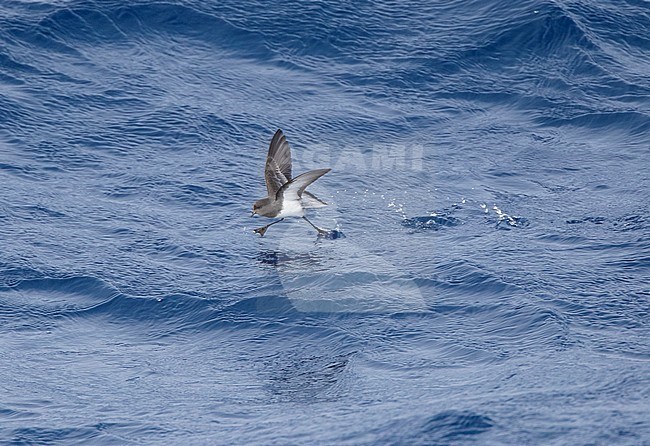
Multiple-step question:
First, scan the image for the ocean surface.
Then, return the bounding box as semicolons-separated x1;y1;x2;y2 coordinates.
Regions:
1;0;649;444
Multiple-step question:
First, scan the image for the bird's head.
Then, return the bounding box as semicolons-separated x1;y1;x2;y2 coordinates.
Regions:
251;199;266;217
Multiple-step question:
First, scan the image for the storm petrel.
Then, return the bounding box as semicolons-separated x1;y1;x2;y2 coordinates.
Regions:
251;129;331;237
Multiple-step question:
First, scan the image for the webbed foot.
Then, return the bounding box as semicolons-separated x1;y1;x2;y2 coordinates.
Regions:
254;226;269;237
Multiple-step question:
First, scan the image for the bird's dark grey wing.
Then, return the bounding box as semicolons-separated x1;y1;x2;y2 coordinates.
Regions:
276;168;331;201
265;129;292;196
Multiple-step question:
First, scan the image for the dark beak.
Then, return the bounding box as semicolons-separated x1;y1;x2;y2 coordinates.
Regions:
250;211;255;217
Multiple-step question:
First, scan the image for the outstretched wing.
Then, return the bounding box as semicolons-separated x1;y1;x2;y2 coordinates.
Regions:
265;129;293;196
276;168;331;202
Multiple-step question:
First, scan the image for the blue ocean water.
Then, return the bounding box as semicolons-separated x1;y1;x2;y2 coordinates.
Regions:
1;0;649;444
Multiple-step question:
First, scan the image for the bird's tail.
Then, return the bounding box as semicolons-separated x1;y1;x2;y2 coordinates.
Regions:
301;191;328;209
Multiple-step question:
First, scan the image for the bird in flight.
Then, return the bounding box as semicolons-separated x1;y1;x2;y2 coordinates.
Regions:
251;129;331;237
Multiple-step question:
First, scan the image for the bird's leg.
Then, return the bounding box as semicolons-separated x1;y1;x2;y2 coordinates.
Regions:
302;216;329;236
253;218;284;237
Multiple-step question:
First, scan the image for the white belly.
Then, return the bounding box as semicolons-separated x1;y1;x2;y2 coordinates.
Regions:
277;199;304;218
